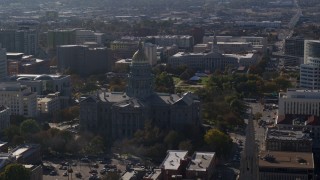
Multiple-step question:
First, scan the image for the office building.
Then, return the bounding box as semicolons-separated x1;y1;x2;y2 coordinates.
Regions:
258;151;315;180
168;51;257;72
24;164;43;180
10;144;41;164
265;128;312;152
300;40;320;89
0;82;37;117
203;35;267;52
0;45;7;80
157;45;179;62
110;40;139;59
278;89;320;118
235;21;281;28
37;92;60;114
0;106;10;132
276;115;320;149
75;29;106;45
144;43;157;66
0;141;8;153
147;35;194;50
47;29;76;50
284;37;304;57
0;29;38;56
15;29;38;56
186;152;216;180
7;53;50;76
160;150;189;180
80;42;201;140
57;45;111;76
0;154;14;171
0;30;16;52
194;42;253;54
10;74;71;108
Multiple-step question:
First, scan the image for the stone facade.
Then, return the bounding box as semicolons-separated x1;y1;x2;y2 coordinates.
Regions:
80;42;201;140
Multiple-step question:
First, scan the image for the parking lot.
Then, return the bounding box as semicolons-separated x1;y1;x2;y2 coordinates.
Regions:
43;157;126;180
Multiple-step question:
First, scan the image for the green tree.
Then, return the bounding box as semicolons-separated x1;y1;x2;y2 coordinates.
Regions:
0;164;30;180
274;77;292;91
154;72;175;93
20;119;40;135
60;106;80;121
179;140;193;152
3;125;20;142
204;128;232;157
164;130;183;149
84;136;105;155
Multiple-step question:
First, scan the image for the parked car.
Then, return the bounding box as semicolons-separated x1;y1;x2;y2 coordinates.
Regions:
75;172;82;178
100;169;106;175
49;170;57;176
81;157;90;163
89;169;98;174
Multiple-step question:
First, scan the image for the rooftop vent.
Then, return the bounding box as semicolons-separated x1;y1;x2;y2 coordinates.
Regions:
263;154;275;163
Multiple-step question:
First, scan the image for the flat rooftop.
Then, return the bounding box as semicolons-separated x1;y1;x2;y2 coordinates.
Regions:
143;169;162;179
279;89;320;99
266;129;312;141
259;151;314;169
0;141;7;147
187;152;215;171
161;150;188;170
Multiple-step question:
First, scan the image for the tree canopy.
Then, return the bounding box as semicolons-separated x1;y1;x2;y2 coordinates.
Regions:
204;128;233;157
20;119;40;135
0;164;30;180
154;72;175;93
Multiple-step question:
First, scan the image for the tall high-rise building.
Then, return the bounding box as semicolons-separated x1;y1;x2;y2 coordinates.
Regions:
0;30;16;52
57;45;111;76
47;29;76;49
0;45;7;80
144;42;157;66
300;40;320;89
15;29;38;56
0;29;38;55
284;37;304;57
75;30;97;44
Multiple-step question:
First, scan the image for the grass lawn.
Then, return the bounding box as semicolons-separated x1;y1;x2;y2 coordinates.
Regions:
198;76;210;85
173;77;181;85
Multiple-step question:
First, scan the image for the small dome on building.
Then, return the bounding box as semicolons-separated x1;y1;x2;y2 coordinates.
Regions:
34;74;54;81
132;41;148;64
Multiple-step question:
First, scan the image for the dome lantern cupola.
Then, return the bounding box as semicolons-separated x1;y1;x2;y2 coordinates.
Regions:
132;40;148;64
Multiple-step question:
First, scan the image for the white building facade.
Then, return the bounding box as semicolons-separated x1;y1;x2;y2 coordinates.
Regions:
147;35;194;50
11;74;71;108
144;43;157;66
75;30;105;45
0;82;37;117
300;40;320;89
278;89;320;118
37;92;60;114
